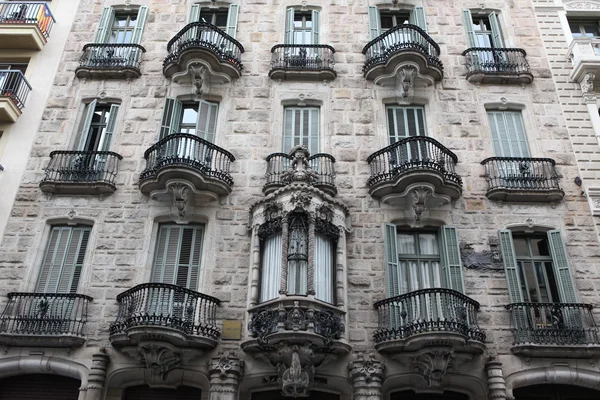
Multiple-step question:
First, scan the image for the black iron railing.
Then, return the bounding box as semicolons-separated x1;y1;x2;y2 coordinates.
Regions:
265;152;336;190
41;151;122;186
0;2;55;37
140;134;235;186
462;48;531;76
506;303;600;346
270;44;335;72
363;24;442;73
78;43;146;71
481;157;561;192
0;292;92;336
374;288;485;343
110;283;221;339
164;22;244;70
0;70;31;110
367;136;461;188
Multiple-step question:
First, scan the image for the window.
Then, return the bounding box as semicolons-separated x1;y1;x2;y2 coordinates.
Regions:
95;6;148;44
109;13;137;44
76;100;120;152
199;8;228;30
285;8;319;45
569;19;600;38
368;6;427;40
189;4;239;39
487;111;530;158
387;106;427;144
160;98;218;142
462;10;504;48
283;107;319;154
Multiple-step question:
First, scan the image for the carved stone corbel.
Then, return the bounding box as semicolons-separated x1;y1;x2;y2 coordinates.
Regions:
580;72;596;103
413;348;455;388
396;66;416;99
282;146;318;186
139;343;181;385
85;349;110;400
189;63;208;98
486;357;508;400
411;186;431;222
209;352;244;400
279;350;313;397
349;352;384;400
169;183;189;218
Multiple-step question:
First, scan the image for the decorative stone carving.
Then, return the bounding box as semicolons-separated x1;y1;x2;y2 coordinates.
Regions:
264;200;283;221
85;349;110;400
139;343;181;384
349;352;384;384
189;63;208;97
208;352;244;400
280;351;312;397
486;357;508;400
411;186;431;222
587;187;600;216
565;2;600;10
396;66;416;99
290;190;313;210
581;73;595;93
460;241;503;272
283;146;318;186
169;183;189;218
315;203;334;222
413;348;455;387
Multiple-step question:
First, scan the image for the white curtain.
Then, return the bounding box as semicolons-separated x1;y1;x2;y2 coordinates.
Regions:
259;233;282;303
314;233;334;303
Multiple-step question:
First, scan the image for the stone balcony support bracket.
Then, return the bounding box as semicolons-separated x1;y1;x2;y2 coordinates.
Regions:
208;353;244;400
349;352;385;400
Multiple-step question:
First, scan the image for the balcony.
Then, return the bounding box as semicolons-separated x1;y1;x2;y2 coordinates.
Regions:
269;44;336;81
0;2;55;50
264;151;336;196
0;70;31;122
567;38;600;84
462;48;533;84
363;24;442;88
0;292;92;347
367;137;462;206
481;157;564;202
75;43;146;80
374;288;485;354
39;151;123;196
163;22;244;84
109;283;221;350
506;302;600;358
139;134;235;203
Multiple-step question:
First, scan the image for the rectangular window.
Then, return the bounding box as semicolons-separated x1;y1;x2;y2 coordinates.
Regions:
199;8;229;30
76;100;120;152
487;111;530;158
368;6;427;40
462;10;503;48
95;6;148;44
160;98;218;143
109;13;136;44
513;235;560;304
283;106;319;154
569;19;600;38
189;4;240;39
387;106;427;144
285;8;319;45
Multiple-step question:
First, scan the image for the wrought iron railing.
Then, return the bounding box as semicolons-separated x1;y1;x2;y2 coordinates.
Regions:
265;152;336;190
367;136;461;188
462;48;531;76
110;283;221;340
0;2;55;37
78;43;146;71
374;288;485;343
0;292;92;336
140;134;235;186
506;303;600;346
481;157;561;192
0;70;31;110
41;151;122;186
270;44;335;72
363;24;442;73
164;22;244;70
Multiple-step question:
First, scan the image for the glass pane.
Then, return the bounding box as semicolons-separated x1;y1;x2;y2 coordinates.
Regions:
583;24;600;37
381;15;393;30
473;18;489;32
418;233;439;256
569;22;582;35
534;261;551;303
421;261;432;289
181;106;198;125
397;233;415;255
530;237;550;257
199;11;213;24
544;262;560;303
215;12;228;29
521;261;540;303
114;16;128;27
513;237;529;257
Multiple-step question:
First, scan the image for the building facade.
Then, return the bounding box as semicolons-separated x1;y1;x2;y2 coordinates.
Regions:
0;0;599;399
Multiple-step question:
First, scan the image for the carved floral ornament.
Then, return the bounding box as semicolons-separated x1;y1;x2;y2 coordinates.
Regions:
565;1;600;10
138;343;182;384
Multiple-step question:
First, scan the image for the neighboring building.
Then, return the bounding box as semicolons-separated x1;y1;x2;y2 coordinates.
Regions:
0;1;599;400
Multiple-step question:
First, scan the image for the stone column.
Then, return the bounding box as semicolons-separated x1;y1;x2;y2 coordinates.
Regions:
85;348;110;400
486;357;507;400
209;353;244;400
249;225;261;306
349;353;384;400
335;229;346;307
307;213;315;296
280;215;289;295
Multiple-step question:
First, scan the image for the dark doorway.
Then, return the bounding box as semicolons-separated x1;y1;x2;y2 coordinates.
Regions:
391;390;469;400
123;385;202;400
514;384;600;400
251;390;339;400
0;374;81;399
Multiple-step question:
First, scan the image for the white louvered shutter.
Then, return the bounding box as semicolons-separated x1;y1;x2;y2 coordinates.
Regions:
462;9;477;48
159;97;183;140
76;100;97;150
410;7;427;32
368;6;381;40
311;10;320;44
98;104;119;152
131;6;148;44
226;4;240;39
488;12;504;48
285;8;295;44
283;107;320;154
95;7;115;43
189;4;201;23
487;111;530;158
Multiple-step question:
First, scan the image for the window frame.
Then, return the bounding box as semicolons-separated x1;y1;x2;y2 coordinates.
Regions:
513;234;560;304
283;106;320;154
568;19;600;38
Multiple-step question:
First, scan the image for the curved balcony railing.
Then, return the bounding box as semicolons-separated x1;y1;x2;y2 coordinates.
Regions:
374;288;485;343
0;292;92;337
110;283;221;340
164;22;244;71
506;303;600;346
362;24;442;73
265;152;336;190
140;134;235;186
462;48;531;76
0;2;55;37
481;157;561;192
0;70;31;110
78;43;145;71
270;44;335;72
41;151;122;186
367;136;461;188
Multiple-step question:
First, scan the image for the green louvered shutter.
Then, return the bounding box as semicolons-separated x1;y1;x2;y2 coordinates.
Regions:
159;98;183;140
99;104;119;152
197;100;218;144
488;111;530;158
488;12;504;48
547;230;577;303
384;223;402;330
311;10;320;44
130;6;148;45
439;226;465;293
285;8;295;44
226;4;240;38
189;4;201;23
368;6;380;40
283;107;320;154
410;7;427;32
76;100;97;150
462;9;477;48
95;6;115;43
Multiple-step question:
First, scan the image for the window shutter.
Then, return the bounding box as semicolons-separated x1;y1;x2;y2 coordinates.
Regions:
410;7;427;32
197;100;218;143
547;230;578;303
130;6;148;45
159;97;183;140
283;107;295;152
95;6;115;43
189;4;201;23
439;226;465;293
98;104;119;152
76;100;97;150
226;4;240;39
307;108;320;154
487;111;530;158
56;228;90;294
152;225;203;289
488;11;504;48
311;10;320;44
499;230;524;303
384;223;400;297
462;9;477;48
314;234;334;303
285;8;295;44
368;6;381;40
259;233;282;303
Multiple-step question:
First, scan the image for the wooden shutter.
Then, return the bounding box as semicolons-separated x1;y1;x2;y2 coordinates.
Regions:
285;8;295;44
311;10;320;44
410;7;427;32
384;223;400;297
547;230;578;303
499;230;524;303
283;107;320;154
159;97;183;140
439;226;465;293
197;100;218;143
368;6;381;40
98;104;119;152
131;6;148;45
95;6;115;43
487;111;530;158
189;4;201;23
462;9;477;48
388;106;427;144
226;4;240;39
488;12;504;48
77;100;97;150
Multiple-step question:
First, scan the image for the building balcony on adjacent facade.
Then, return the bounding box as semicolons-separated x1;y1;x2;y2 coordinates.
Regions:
481;157;564;202
139;134;235;203
362;24;443;88
109;283;221;349
0;2;55;50
0;292;92;347
506;302;600;358
269;44;336;81
567;38;600;85
75;43;146;80
373;288;486;354
0;69;31;123
263;150;336;196
462;48;533;84
163;22;244;84
39;151;123;195
367;136;462;206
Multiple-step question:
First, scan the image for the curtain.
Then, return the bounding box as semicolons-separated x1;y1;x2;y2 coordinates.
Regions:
314;233;334;303
259;233;282;303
